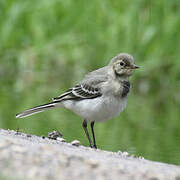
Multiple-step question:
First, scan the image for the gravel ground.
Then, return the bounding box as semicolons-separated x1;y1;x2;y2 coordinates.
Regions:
0;129;180;180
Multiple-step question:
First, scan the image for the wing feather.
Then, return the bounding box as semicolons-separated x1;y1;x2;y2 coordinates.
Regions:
53;84;102;101
53;67;108;101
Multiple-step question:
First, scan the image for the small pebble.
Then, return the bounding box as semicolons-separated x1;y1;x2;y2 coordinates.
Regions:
138;156;145;160
87;159;99;168
26;134;32;138
15;129;21;135
71;140;80;147
122;152;129;156
48;130;63;140
117;151;129;157
57;137;66;142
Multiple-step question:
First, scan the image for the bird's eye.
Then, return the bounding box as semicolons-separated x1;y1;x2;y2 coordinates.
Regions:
120;61;125;66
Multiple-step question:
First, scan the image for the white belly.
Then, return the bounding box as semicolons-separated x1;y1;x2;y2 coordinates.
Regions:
62;95;127;122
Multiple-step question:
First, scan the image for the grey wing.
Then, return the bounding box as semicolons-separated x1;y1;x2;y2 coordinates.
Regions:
53;84;102;101
53;67;108;102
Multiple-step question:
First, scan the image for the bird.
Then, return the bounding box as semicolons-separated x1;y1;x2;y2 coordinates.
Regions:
16;53;139;148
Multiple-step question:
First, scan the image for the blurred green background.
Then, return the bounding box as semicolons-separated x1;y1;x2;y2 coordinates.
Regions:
0;0;180;165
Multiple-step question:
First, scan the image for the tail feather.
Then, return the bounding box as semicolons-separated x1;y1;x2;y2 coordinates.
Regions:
16;101;59;118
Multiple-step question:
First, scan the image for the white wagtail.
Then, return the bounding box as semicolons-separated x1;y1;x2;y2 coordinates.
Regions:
16;53;139;148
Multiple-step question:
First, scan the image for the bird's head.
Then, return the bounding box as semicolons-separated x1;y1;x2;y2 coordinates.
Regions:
109;53;139;77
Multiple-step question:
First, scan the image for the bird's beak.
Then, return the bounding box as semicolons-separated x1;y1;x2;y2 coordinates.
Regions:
133;64;139;69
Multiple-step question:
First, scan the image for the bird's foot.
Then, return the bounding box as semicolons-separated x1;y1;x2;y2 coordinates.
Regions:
90;144;97;149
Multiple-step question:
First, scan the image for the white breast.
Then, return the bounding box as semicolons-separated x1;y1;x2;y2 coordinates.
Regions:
62;95;127;122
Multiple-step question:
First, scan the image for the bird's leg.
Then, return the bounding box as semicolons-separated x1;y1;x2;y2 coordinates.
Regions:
90;121;97;149
82;120;93;148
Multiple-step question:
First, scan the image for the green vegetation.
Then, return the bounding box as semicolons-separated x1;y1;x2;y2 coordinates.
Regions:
0;0;180;164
